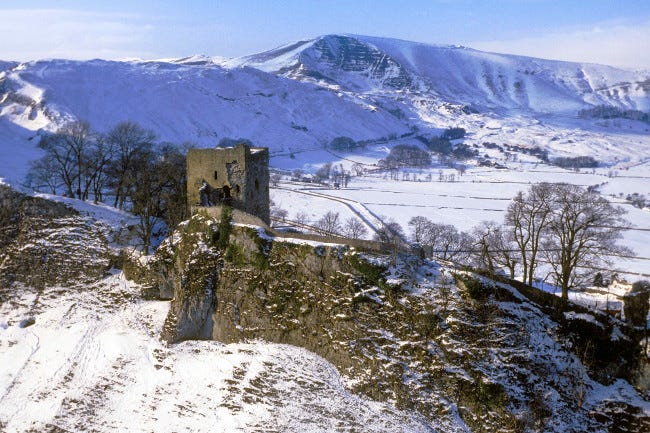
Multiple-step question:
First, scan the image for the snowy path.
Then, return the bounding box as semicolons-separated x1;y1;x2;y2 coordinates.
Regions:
276;185;387;236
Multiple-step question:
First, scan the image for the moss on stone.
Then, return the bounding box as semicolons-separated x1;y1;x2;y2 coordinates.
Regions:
456;274;490;300
216;205;233;250
225;243;246;266
417;312;443;338
346;253;388;288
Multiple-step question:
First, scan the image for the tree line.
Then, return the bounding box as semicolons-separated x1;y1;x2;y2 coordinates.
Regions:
551;155;599;169
381;182;632;299
28;120;188;253
261;172;631;299
405;182;631;299
578;105;650;125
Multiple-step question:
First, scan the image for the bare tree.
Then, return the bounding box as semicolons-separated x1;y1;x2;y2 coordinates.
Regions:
543;184;631;299
27;157;60;194
434;225;472;262
314;162;332;184
490;225;518;279
64;121;95;199
128;146;163;254
270;201;285;222
472;222;497;274
343;172;351;188
352;162;365;176
343;217;368;239
128;144;187;254
270;172;283;187
408;216;431;244
272;207;288;222
407;216;471;262
34;120;100;200
384;144;431;168
294;211;309;225
106;121;155;209
292;169;304;180
86;136;114;203
155;144;188;229
315;211;341;236
374;218;406;252
505;183;554;285
471;221;518;278
35;125;77;198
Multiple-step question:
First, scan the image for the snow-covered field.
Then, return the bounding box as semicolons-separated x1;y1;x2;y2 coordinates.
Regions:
273;154;650;281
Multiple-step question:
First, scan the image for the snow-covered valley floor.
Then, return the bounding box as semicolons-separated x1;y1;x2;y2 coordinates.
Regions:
272;158;650;281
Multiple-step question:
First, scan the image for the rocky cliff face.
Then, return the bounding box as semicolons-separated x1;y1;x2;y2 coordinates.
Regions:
2;189;647;431
0;186;114;290
299;35;414;90
0;190;439;432
136;212;650;433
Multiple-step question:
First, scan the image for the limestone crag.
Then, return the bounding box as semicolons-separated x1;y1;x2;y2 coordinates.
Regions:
0;186;113;289
138;213;650;432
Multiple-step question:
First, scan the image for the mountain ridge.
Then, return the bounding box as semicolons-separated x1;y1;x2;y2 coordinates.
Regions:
229;34;650;112
1;33;649;185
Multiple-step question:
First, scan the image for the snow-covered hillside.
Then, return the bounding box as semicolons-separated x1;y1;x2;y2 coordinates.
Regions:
0;274;436;432
1;34;649;185
0;57;410;184
1;190;648;432
230;34;650;113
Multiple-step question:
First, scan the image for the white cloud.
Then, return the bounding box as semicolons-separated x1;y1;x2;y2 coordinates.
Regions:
0;9;158;61
468;20;650;70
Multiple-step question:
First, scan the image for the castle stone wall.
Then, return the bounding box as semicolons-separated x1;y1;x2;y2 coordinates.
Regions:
187;144;270;224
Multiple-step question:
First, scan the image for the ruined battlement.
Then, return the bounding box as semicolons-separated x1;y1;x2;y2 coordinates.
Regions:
187;144;270;224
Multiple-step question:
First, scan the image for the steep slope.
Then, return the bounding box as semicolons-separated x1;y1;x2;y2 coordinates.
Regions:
0;186;649;432
1;58;411;143
0;185;116;289
0;61;17;72
1;269;434;432
0;187;436;432
358;35;650;112
232;34;650;113
0;57;410;177
228;35;414;91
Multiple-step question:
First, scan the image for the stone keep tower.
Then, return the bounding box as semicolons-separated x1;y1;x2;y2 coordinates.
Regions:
187;144;270;224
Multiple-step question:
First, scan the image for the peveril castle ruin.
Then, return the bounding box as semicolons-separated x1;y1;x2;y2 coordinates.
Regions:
187;144;270;224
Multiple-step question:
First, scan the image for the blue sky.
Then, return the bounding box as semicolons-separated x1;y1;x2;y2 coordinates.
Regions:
1;0;650;68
